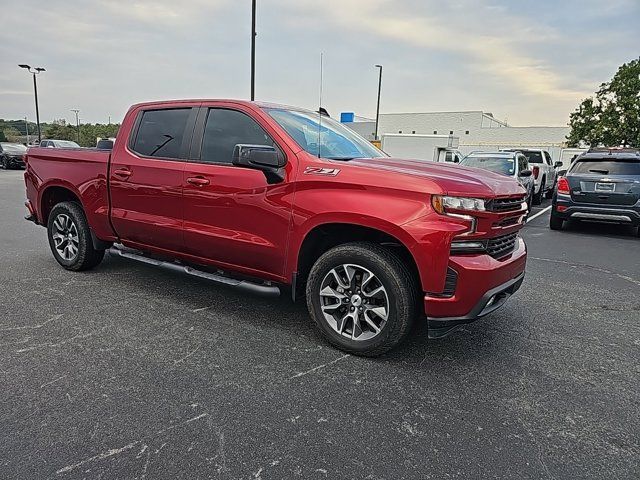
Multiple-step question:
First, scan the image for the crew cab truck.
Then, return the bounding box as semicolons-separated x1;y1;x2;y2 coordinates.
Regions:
24;99;527;356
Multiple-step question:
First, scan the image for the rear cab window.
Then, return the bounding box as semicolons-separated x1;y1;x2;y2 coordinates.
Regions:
522;151;543;164
131;108;193;159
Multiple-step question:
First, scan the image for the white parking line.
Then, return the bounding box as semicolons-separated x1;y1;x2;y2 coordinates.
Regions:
527;205;552;222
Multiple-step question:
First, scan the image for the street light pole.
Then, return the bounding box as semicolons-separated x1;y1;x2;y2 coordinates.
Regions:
24;117;30;145
374;64;383;141
18;64;45;143
71;109;80;144
251;0;256;101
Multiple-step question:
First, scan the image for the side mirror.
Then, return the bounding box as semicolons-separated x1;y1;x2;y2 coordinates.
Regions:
554;161;563;168
519;169;532;177
453;157;460;163
232;144;286;183
558;169;567;177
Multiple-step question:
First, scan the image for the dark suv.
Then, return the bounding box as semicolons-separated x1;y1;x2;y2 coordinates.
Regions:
550;149;640;235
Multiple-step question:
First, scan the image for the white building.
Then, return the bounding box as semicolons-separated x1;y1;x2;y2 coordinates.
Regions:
342;110;570;160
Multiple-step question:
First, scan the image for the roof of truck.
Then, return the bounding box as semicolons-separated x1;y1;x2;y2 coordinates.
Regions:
129;99;312;112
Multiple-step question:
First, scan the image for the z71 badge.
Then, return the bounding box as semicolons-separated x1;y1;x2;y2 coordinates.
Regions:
304;166;341;176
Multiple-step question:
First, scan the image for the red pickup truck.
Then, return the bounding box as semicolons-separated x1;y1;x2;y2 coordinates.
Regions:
23;99;527;356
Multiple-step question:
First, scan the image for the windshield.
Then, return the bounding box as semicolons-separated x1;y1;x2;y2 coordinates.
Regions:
265;108;385;160
54;140;80;148
571;159;640;176
0;143;27;154
460;156;515;176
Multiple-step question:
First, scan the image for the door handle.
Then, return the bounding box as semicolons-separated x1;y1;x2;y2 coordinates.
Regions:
186;176;210;186
113;168;132;179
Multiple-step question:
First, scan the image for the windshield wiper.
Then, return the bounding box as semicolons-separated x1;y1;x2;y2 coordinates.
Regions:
588;168;609;174
326;156;357;161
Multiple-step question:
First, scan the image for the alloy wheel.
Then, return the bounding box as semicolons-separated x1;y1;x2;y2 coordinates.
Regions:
52;214;79;261
319;263;389;341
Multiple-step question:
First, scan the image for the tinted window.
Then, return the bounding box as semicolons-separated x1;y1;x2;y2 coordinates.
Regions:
132;108;191;159
517;155;528;172
201;109;275;164
460;156;515;176
571;159;640;176
544;152;553;165
522;151;543;164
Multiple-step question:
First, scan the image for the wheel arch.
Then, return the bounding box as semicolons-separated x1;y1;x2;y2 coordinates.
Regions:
292;220;422;301
39;182;84;226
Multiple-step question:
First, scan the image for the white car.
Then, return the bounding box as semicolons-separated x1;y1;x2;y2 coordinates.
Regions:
501;149;562;204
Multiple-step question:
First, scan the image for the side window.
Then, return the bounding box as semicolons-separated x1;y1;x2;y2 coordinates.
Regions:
544;152;553;166
201;108;275;164
132;108;191;159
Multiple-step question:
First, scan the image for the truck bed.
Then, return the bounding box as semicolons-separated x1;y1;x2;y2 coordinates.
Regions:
24;147;115;241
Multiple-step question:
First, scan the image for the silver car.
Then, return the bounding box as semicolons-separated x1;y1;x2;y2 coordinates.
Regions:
460;151;535;210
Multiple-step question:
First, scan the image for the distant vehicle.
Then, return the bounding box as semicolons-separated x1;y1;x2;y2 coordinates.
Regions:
550;149;640;235
96;138;114;150
501;148;562;204
0;142;27;169
381;134;464;163
460;152;534;210
40;139;81;148
23;99;528;356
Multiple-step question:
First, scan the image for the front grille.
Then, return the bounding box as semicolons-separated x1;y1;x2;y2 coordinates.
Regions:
487;197;525;212
486;232;518;259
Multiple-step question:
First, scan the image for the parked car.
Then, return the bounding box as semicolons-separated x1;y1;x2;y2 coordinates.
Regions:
501;148;562;204
0;142;27;169
40;139;81;148
23;99;528;356
550;149;640;234
459;152;534;211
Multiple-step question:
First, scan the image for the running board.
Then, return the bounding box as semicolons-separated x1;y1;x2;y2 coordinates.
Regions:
108;246;280;297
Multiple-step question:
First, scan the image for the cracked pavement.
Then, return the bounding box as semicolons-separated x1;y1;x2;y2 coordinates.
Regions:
1;169;639;479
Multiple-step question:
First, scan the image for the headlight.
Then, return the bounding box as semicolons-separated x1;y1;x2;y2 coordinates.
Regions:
431;195;486;214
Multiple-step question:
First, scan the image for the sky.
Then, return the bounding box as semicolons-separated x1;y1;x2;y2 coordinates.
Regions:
1;0;638;126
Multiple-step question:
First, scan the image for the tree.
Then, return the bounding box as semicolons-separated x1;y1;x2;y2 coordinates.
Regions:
567;57;640;148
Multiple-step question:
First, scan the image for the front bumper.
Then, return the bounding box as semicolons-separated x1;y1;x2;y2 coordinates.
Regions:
424;237;527;338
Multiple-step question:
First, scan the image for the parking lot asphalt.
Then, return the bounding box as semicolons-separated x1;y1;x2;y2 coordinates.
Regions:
1;168;638;479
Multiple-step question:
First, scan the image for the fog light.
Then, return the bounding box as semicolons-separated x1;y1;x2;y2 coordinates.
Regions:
450;240;486;252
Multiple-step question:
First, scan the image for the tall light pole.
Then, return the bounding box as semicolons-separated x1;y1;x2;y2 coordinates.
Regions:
251;0;256;101
71;109;80;144
24;117;30;145
374;64;383;141
18;64;45;143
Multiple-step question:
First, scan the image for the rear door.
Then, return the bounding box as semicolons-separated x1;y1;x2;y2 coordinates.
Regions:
109;105;198;251
181;104;295;280
567;159;640;206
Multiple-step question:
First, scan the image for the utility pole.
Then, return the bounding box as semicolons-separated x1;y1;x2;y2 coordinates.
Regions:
71;109;80;144
18;65;45;142
374;64;383;141
251;0;256;101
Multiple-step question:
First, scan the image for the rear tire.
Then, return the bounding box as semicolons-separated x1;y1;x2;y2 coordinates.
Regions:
306;242;418;357
47;201;105;271
1;156;8;169
549;212;564;230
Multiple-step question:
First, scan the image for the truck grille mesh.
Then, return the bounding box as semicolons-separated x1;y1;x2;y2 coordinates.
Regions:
486;232;518;259
487;197;525;212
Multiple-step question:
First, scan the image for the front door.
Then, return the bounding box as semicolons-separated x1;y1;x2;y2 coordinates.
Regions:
182;106;294;280
109;106;197;252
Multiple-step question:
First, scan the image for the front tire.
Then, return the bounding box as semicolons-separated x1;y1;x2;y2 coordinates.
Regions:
47;201;105;271
1;156;8;169
306;242;418;357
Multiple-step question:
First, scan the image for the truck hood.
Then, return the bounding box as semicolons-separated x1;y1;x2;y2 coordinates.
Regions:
349;157;526;197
